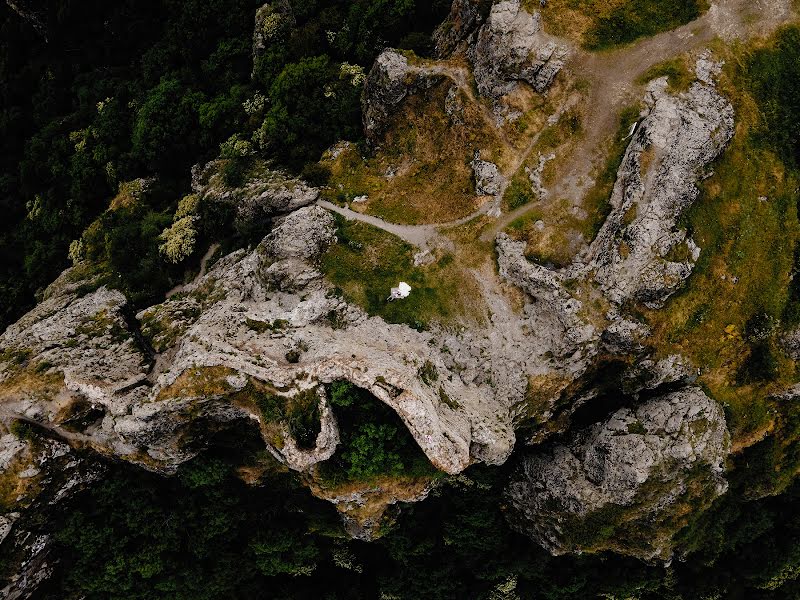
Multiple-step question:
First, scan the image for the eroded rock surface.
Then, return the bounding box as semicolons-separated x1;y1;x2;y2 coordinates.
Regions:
505;387;730;561
584;69;735;307
472;152;506;196
192;159;319;233
469;0;568;99
362;50;443;146
433;0;486;57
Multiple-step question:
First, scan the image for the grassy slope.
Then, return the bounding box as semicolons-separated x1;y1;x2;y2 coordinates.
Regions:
646;32;800;462
538;0;708;50
320;216;484;329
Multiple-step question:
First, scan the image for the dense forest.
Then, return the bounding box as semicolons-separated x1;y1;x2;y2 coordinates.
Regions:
0;0;450;330
25;425;800;599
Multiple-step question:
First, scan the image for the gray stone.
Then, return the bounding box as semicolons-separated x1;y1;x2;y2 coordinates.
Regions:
433;0;485;57
584;74;735;307
471;152;506;196
505;387;730;561
469;0;568;100
191;160;319;233
362;50;442;146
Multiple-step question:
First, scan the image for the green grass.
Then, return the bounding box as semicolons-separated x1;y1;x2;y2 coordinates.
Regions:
320;216;482;329
583;104;642;242
504;178;536;211
646;31;800;451
636;57;694;93
584;0;708;50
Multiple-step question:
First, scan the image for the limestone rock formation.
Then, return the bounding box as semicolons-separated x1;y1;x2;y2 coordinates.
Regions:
5;1;47;39
433;0;486;57
362;50;443;146
471;152;506;196
0;426;105;599
584;70;735;307
505;387;730;561
191;159;319;233
469;0;568;100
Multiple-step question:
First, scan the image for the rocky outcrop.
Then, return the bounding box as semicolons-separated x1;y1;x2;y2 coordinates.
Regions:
583;67;735;307
433;0;487;57
496;234;597;362
191;159;318;233
469;0;568;100
362;50;443;146
471;152;506;196
1;205;521;527
252;1;293;66
0;426;105;599
505;387;730;562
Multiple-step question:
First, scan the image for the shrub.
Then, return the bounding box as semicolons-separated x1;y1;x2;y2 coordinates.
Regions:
738;341;779;384
585;0;707;50
320;381;436;483
504;178;535;210
158;216;198;264
300;162;332;187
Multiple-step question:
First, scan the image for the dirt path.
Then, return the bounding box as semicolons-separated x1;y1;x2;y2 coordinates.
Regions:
164;242;221;299
483;0;797;240
318;199;440;248
318;0;796;249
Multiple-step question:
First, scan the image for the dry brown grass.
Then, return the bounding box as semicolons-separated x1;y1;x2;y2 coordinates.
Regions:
155;366;240;401
0;367;65;403
324;79;510;225
307;471;437;535
534;0;631;43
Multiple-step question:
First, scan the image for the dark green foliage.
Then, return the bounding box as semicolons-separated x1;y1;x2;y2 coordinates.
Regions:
0;0;451;330
746;26;800;170
742;27;800;328
219;156;253;188
80;199;181;307
0;0;261;329
41;451;338;600
2;427;800;599
131;78;205;174
301;162;332;186
9;420;36;441
583;104;642;241
585;1;707;50
737;312;780;384
322;381;436;482
418;360;438;385
287;388;322;449
505;178;535;210
259;55;362;167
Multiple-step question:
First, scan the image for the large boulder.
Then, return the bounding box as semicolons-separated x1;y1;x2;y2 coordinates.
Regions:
362;50;443;146
469;0;568;100
505;387;731;561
